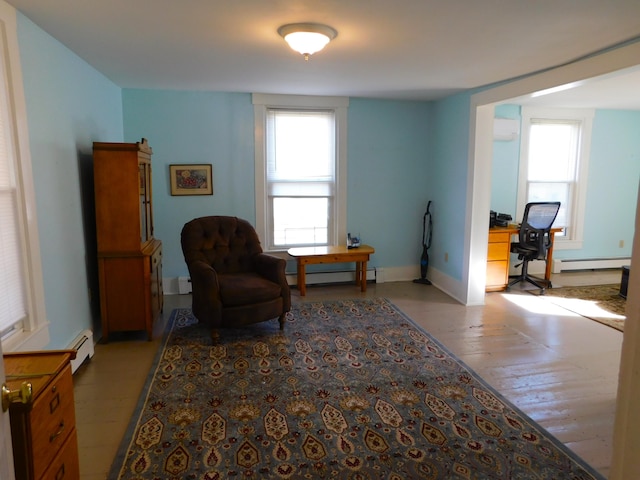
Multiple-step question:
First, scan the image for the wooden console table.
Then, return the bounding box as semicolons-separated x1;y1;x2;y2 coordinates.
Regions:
288;245;375;296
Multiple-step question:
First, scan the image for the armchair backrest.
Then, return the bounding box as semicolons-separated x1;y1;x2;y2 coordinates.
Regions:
518;202;561;260
181;216;264;274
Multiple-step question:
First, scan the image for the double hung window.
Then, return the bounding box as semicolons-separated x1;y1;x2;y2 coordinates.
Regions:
0;3;48;350
253;94;348;251
518;107;594;249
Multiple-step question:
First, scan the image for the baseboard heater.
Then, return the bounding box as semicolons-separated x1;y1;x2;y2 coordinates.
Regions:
68;329;95;374
553;257;630;273
286;269;376;287
178;269;376;294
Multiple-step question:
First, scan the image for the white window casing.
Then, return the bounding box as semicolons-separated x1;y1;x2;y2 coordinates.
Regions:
518;107;594;250
0;2;49;351
253;93;348;254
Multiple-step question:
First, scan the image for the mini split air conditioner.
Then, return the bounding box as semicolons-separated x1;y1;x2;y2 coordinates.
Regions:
493;118;520;141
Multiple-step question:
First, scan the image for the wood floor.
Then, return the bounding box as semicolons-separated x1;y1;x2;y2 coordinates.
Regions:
73;270;623;479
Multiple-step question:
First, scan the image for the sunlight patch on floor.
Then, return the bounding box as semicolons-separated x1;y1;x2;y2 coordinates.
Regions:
501;293;582;316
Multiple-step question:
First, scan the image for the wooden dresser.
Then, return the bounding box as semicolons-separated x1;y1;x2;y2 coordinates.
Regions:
3;350;79;480
93;138;163;341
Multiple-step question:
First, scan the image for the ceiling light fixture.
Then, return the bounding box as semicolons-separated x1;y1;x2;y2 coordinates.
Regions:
278;23;337;61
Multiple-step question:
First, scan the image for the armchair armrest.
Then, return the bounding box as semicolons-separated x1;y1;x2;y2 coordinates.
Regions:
254;253;291;312
253;253;286;283
187;260;223;327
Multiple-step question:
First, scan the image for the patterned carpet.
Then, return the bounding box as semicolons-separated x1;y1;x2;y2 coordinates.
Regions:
108;299;604;479
539;284;625;332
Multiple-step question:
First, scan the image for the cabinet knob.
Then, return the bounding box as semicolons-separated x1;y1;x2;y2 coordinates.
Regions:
2;382;33;412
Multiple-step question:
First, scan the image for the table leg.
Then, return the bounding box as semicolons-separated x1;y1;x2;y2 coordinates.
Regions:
355;261;361;286
361;260;368;292
297;262;307;296
545;232;556;286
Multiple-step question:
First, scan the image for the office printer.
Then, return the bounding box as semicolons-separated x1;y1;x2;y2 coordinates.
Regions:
490;210;512;227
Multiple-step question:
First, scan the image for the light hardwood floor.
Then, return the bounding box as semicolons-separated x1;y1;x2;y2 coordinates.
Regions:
73;270;623;479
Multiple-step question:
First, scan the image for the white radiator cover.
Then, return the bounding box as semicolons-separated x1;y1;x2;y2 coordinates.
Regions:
286;269;377;287
68;329;95;374
552;257;631;273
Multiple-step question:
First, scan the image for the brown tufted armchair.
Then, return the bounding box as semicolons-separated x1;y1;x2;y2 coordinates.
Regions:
181;216;291;333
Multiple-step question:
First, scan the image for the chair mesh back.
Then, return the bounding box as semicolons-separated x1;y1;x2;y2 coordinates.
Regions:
525;202;561;230
519;202;561;259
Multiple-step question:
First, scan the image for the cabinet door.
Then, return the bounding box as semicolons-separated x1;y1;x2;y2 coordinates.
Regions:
151;244;163;322
139;161;152;244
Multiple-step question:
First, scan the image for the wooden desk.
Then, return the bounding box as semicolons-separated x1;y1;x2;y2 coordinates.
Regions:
288;245;375;296
486;225;561;292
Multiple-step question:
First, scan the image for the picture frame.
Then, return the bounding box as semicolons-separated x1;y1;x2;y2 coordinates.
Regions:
169;164;213;196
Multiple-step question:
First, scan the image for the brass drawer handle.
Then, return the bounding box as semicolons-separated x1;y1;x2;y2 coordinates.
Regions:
50;420;65;442
1;382;32;412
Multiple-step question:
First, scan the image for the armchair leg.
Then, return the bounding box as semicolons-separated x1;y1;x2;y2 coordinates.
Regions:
278;313;286;330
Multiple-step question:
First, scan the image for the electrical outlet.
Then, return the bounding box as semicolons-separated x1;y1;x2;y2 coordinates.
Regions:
619;240;625;248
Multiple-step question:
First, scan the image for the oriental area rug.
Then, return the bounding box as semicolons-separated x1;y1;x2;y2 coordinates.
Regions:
108;299;604;480
536;284;625;332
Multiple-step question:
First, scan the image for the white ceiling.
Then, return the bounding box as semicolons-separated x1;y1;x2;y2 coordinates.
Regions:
6;0;640;108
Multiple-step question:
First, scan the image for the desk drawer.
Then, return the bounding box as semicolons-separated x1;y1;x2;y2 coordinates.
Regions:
488;231;510;243
30;364;76;479
487;242;509;261
41;428;79;480
486;260;509;288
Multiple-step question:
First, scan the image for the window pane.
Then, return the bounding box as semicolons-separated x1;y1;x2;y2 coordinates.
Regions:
528;182;570;228
268;110;335;181
528;122;578;181
273;197;328;246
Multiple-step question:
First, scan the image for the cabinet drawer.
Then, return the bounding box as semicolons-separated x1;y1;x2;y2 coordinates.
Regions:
41;428;79;480
488;231;510;243
487;242;509;261
30;364;76;479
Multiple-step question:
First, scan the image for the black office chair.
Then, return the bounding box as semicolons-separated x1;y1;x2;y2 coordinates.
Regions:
507;201;561;294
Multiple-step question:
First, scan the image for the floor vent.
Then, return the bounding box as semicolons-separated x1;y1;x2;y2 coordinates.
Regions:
69;329;95;374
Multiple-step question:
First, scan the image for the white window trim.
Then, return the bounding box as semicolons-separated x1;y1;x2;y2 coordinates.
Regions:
518;106;594;250
253;93;349;254
0;2;49;351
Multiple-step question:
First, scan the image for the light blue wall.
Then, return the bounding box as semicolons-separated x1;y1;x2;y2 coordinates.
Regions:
491;104;521;217
122;90;255;279
347;98;431;269
428;93;473;281
17;13;123;348
123;92;433;279
583;109;640;258
490;105;640;260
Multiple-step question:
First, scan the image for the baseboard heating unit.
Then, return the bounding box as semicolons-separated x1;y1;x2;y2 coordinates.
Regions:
552;257;630;273
68;329;95;374
286;269;376;287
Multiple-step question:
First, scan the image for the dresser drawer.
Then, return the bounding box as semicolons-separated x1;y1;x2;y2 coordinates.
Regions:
41;427;79;480
30;364;76;479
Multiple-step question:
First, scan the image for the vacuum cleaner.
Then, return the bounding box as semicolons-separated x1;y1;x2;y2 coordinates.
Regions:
413;201;433;285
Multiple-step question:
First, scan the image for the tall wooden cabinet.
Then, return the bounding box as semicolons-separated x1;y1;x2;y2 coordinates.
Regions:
93;138;163;341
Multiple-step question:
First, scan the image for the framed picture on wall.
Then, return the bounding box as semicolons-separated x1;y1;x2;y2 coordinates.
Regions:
169;164;213;196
